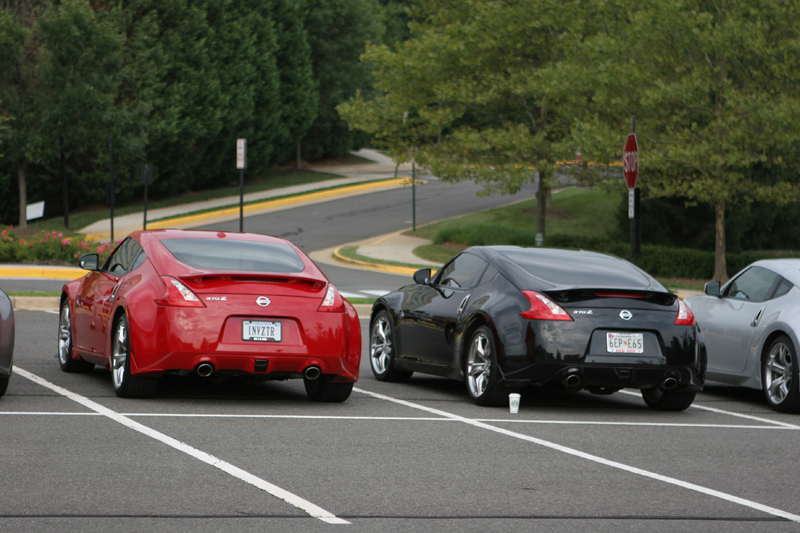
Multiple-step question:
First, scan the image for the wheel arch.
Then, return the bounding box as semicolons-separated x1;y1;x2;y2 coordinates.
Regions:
457;312;496;379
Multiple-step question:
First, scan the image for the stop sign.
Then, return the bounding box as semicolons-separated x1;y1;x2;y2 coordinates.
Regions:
623;133;638;189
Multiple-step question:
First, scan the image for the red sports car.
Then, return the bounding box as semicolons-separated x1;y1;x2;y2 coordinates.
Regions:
58;229;360;401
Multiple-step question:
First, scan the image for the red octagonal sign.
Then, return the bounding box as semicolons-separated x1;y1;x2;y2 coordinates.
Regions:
623;133;638;189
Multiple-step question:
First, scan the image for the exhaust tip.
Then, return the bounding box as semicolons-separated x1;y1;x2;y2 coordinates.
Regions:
196;363;214;377
304;366;321;380
563;374;581;388
662;377;678;390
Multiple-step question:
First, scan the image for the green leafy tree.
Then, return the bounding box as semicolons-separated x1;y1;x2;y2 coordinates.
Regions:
303;0;383;160
269;0;317;166
0;1;123;228
340;0;580;238
571;0;800;280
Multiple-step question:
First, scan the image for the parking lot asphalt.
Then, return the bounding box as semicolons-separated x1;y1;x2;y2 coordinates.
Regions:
3;311;800;531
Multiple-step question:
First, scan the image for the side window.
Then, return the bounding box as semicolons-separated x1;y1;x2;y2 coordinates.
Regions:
434;253;486;289
772;278;794;300
723;266;779;302
477;265;498;286
103;238;144;276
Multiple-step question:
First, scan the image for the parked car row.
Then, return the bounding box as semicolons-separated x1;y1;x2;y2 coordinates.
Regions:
0;228;789;414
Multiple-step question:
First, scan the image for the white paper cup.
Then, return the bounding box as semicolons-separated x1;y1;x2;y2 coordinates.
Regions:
509;393;521;414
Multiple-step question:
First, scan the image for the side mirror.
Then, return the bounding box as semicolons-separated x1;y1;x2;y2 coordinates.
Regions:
413;268;431;285
79;253;99;271
704;280;721;297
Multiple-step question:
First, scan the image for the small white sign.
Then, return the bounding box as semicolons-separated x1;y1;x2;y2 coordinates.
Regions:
628;189;635;219
236;139;247;169
26;201;45;221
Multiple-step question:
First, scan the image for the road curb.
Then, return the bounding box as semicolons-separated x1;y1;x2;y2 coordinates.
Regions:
332;247;421;276
11;296;60;312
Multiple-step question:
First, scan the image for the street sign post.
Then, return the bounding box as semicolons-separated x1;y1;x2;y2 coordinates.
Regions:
141;164;154;230
237;139;246;232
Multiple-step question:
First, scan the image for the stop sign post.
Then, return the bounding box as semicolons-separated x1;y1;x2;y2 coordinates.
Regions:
237;139;246;232
624;119;641;262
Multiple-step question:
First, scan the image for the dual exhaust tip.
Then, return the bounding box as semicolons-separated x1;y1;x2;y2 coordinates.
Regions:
195;362;322;380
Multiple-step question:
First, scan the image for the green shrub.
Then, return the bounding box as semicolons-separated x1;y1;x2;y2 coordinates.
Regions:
0;227;114;265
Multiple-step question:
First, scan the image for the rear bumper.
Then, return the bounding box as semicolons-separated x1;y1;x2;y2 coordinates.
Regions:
497;362;703;391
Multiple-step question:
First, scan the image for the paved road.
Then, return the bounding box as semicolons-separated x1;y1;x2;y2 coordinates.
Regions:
3;311;800;531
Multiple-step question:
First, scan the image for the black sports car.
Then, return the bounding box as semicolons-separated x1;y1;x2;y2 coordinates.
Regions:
369;246;705;410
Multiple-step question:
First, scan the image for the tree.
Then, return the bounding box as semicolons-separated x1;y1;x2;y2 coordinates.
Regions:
0;0;122;228
268;0;317;167
340;0;581;239
303;0;383;160
571;0;800;280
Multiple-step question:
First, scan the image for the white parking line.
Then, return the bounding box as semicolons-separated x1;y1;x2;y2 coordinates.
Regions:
354;386;800;523
1;411;797;430
13;367;349;525
618;389;800;429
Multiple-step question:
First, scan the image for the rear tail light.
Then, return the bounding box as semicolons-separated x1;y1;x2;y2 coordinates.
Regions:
318;284;345;313
675;299;695;325
156;276;206;307
520;291;573;321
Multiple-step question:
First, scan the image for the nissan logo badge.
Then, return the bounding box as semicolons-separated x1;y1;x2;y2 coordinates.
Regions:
256;296;271;308
619;310;633;320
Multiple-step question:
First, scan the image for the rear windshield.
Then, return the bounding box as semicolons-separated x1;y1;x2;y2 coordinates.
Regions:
160;238;305;273
499;248;655;288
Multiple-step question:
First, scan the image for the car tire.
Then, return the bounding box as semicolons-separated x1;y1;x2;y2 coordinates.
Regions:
641;387;696;411
0;374;9;397
369;310;412;382
465;325;505;407
762;335;800;413
303;377;353;402
111;314;158;398
57;301;94;373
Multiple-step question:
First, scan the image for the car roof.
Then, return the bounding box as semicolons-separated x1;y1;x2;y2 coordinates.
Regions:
749;258;800;285
467;246;666;291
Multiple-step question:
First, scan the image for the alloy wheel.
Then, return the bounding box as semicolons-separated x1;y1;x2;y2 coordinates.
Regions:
467;331;491;398
58;304;72;366
112;319;128;389
765;341;794;405
370;316;392;375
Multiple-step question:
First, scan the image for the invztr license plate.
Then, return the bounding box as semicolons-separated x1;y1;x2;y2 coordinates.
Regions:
606;332;643;354
243;320;282;342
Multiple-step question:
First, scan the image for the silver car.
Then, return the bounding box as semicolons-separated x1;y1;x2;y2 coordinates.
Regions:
0;289;15;397
685;259;800;413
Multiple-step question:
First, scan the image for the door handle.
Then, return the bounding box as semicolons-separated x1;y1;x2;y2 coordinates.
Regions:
751;307;764;327
457;294;471;316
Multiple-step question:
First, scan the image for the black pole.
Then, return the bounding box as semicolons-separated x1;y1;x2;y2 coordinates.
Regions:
629;115;637;264
143;183;148;231
109;133;114;243
412;162;416;231
239;168;244;232
60;136;69;229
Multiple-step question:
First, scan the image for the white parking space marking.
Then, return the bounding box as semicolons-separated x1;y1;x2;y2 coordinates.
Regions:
360;290;391;296
14;367;349;525
338;291;364;299
618;390;800;429
354;386;800;523
1;411;798;431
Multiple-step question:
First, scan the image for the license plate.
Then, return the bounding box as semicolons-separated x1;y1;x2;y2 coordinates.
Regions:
606;332;643;353
243;320;281;342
